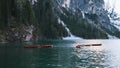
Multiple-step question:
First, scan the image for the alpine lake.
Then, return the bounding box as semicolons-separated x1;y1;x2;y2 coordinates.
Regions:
0;39;120;68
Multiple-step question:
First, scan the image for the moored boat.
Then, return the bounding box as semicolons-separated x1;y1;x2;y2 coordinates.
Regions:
40;45;53;48
76;43;102;48
84;44;91;46
91;44;102;46
24;45;53;48
24;46;39;48
76;45;81;48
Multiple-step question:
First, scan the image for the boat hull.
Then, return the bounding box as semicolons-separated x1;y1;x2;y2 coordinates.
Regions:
24;45;53;48
76;44;102;48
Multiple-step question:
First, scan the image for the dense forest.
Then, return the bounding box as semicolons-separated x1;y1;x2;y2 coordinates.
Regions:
33;0;68;39
1;0;120;42
0;0;37;42
58;8;108;39
0;0;68;42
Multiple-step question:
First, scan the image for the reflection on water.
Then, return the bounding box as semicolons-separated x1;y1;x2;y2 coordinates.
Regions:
73;46;107;68
0;40;120;68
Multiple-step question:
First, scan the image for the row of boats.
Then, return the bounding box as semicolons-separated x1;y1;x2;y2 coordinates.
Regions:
76;43;102;48
24;43;101;49
24;45;53;48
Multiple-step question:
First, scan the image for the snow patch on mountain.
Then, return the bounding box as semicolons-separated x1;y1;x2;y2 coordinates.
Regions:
108;13;120;31
63;36;83;40
58;18;82;40
62;0;71;8
58;18;73;36
81;11;85;19
108;34;119;39
112;24;120;31
30;0;37;4
104;0;120;35
89;0;94;4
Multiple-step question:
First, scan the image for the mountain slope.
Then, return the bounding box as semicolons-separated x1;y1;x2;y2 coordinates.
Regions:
33;0;108;39
0;0;120;42
53;0;120;39
0;0;37;42
33;0;68;39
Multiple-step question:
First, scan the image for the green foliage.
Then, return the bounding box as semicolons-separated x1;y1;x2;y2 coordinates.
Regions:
59;8;108;39
85;13;98;22
33;0;68;39
102;26;120;38
0;0;36;27
85;13;120;38
15;0;36;25
0;0;37;42
1;0;117;41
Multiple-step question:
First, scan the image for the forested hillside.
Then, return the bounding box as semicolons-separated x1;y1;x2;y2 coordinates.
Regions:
33;0;68;39
0;0;68;42
0;0;120;42
0;0;37;42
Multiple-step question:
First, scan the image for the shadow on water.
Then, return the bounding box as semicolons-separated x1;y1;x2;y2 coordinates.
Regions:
0;40;120;68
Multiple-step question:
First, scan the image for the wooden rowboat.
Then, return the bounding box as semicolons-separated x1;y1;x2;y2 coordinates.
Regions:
24;45;53;48
76;43;102;48
91;44;102;46
76;45;81;48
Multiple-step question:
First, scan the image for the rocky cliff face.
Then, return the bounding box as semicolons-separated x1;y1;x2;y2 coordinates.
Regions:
0;0;120;42
52;0;120;39
0;0;37;42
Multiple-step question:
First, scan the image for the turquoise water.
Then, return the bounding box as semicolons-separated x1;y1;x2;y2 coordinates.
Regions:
0;40;120;68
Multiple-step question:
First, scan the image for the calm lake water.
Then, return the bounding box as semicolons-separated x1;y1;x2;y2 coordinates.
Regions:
0;39;120;68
